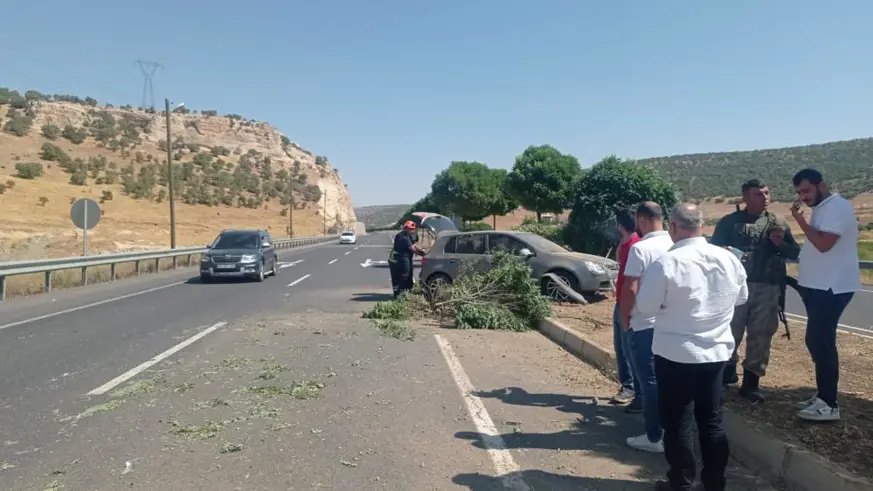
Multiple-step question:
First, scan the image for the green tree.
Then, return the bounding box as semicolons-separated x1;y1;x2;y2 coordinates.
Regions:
567;155;678;254
505;145;581;222
431;161;500;222
484;168;518;228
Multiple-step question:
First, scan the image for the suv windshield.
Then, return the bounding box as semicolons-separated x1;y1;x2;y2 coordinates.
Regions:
342;232;354;236
518;233;568;253
212;233;260;249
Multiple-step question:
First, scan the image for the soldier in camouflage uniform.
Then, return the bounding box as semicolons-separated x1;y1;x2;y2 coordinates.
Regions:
711;179;801;403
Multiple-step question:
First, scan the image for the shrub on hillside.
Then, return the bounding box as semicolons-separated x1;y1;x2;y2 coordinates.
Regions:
315;155;328;166
3;114;33;136
62;125;87;144
40;142;69;163
0;183;5;194
15;162;44;179
69;170;87;186
25;90;45;102
211;145;230;157
41;123;61;140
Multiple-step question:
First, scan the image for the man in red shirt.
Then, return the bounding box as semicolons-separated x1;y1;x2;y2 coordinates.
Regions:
611;208;642;409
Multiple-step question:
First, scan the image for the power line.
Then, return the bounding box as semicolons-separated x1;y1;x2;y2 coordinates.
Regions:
135;59;162;110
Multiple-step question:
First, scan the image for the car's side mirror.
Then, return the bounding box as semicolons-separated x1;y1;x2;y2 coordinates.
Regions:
262;242;271;248
206;243;212;248
519;248;534;257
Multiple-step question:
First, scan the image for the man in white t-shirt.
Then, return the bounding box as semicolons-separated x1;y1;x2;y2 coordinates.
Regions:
790;168;860;422
635;202;748;491
620;201;674;453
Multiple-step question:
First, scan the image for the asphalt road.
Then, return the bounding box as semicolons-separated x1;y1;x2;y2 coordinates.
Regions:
0;232;780;490
783;284;873;338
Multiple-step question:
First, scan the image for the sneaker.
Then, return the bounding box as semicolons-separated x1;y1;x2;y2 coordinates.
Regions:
794;393;819;409
626;434;664;453
610;387;635;405
625;398;644;414
796;397;840;422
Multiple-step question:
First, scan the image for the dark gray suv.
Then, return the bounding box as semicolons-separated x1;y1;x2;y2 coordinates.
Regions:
200;229;279;283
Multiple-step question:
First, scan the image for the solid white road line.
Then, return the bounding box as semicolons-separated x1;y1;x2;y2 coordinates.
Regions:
0;281;187;332
328;258;338;265
88;321;227;396
434;334;531;491
345;251;351;255
287;274;311;288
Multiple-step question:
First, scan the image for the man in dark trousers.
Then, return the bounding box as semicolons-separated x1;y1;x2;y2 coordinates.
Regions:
636;203;748;491
389;221;425;297
791;168;860;422
710;179;800;403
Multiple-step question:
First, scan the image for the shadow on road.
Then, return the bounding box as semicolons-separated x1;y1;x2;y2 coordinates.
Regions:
350;292;395;302
452;470;652;490
459;387;660;479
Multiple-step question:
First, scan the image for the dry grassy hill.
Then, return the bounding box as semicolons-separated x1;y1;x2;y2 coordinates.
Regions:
0;90;355;261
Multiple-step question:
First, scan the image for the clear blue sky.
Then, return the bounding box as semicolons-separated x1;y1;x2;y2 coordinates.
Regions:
4;1;873;206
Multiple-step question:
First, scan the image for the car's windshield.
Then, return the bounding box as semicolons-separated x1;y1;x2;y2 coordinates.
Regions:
212;233;259;249
518;233;568;253
342;232;354;236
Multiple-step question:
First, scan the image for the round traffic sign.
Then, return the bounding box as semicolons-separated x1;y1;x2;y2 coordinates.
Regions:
70;198;101;230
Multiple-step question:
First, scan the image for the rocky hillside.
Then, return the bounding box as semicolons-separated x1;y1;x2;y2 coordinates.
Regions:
0;87;355;260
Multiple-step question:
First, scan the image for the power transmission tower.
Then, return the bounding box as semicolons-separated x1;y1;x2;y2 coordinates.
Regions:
135;59;162;110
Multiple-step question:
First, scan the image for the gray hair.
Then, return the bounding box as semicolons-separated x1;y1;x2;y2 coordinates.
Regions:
670;202;704;230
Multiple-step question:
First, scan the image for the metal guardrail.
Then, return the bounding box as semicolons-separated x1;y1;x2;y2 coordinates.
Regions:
0;235;339;301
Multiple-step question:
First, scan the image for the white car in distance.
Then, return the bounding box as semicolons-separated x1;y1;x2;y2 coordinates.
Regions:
339;231;357;244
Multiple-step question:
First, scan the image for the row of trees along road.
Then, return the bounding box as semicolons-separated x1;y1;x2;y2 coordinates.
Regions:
399;146;680;255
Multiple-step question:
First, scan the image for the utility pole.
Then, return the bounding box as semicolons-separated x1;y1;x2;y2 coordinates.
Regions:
165;98;176;249
323;189;328;235
287;174;294;238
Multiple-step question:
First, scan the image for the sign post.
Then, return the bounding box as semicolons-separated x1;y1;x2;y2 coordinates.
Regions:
70;198;101;256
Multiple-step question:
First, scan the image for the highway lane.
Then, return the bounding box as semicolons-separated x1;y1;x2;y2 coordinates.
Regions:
0;234;394;475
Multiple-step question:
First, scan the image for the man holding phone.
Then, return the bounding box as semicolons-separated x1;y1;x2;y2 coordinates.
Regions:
790;169;860;422
711;179;800;403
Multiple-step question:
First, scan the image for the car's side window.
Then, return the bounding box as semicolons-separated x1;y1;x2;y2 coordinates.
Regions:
455;234;487;255
488;234;529;255
443;237;457;254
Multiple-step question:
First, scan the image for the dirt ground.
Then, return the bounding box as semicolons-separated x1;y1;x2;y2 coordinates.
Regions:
553;299;873;480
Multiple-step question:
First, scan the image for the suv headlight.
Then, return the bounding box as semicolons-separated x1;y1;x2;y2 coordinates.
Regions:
201;255;211;262
584;261;606;275
240;254;257;263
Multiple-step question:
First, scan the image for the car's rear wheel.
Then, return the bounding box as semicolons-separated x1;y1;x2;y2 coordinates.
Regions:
424;273;452;300
542;270;579;302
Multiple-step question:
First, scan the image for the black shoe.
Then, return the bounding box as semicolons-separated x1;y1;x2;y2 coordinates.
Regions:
610;387;635;405
625;398;643;414
739;372;765;404
722;363;739;386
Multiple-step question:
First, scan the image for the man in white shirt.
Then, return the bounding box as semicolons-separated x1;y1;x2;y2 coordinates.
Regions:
620;201;674;453
635;202;748;491
790;168;860;422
